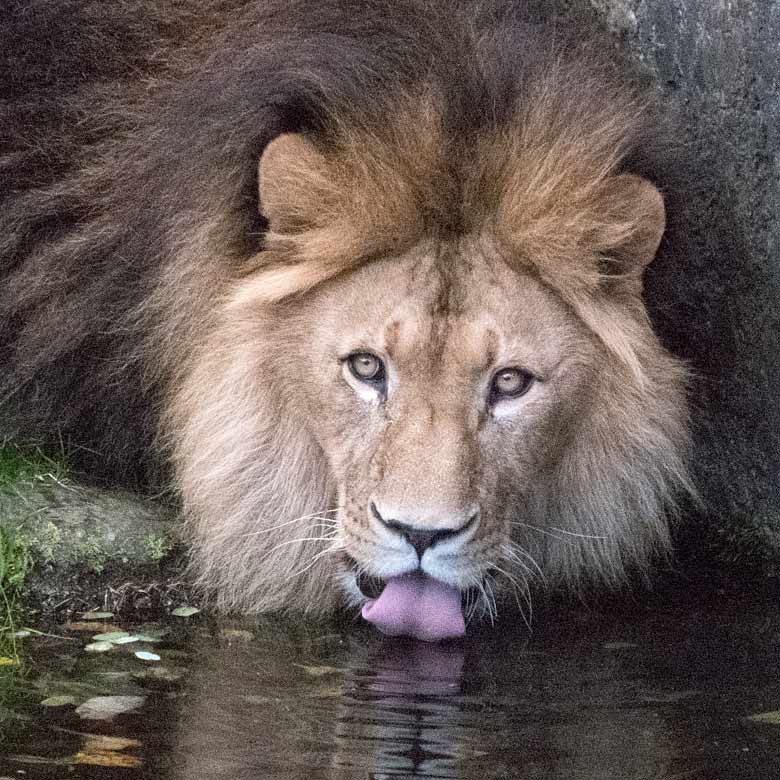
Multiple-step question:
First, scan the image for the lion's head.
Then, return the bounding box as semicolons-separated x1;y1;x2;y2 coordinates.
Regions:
0;0;695;639
169;75;691;640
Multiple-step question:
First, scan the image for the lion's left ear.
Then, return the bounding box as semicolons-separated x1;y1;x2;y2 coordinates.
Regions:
598;174;666;287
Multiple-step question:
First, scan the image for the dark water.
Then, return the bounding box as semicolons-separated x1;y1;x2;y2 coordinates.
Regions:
2;591;780;779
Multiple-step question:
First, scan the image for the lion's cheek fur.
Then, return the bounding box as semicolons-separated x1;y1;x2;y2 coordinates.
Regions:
167;312;340;614
530;345;690;589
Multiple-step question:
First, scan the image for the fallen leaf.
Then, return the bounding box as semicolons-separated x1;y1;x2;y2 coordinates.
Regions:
294;664;344;677
171;606;200;618
35;679;110;700
84;642;114;653
747;710;780;725
80;612;114;621
92;631;130;643
0;657;19;666
64;622;124;633
134;651;161;662
73;734;143;767
112;635;141;645
83;735;141;751
75;696;145;721
95;671;133;683
40;696;78;708
73;752;142;768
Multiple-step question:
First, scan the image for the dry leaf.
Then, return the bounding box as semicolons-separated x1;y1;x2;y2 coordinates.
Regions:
40;696;78;708
73;751;142;768
747;710;780;725
171;606;200;618
75;696;145;720
294;664;344;677
64;622;124;633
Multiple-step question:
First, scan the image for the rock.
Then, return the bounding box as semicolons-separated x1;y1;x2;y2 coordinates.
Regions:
580;1;780;572
0;480;174;570
0;478;188;614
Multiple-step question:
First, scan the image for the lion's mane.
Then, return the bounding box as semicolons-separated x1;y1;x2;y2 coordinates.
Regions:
0;0;692;612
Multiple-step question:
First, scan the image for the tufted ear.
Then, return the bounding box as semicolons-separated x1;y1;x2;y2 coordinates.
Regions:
257;133;332;234
598;174;666;287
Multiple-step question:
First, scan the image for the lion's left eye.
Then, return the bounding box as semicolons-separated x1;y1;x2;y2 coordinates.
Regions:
489;367;535;401
346;352;386;384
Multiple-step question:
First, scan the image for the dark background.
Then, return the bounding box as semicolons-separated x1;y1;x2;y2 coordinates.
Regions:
537;0;780;575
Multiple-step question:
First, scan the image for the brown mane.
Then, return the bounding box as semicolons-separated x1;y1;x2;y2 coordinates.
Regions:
1;1;692;615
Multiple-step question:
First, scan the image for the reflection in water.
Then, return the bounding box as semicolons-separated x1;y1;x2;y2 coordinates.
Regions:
169;618;685;779
170;633;473;780
333;641;468;778
4;596;780;779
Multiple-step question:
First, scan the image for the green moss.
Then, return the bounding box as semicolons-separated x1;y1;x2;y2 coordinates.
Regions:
23;521;61;564
143;532;172;562
72;536;110;574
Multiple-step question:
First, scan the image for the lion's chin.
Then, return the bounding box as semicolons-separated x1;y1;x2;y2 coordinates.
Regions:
360;571;466;642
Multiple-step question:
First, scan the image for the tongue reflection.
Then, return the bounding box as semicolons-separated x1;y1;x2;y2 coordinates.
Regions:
361;571;465;642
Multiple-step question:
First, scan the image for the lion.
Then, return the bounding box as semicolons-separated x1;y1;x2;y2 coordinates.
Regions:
0;0;692;640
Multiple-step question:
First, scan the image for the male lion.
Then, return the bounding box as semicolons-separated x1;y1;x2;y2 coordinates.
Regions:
1;0;691;640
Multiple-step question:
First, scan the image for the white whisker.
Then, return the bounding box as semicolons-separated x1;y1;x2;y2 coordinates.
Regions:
263;534;337;557
492;563;532;630
501;542;545;582
475;576;495;625
285;540;346;581
241;508;341;538
485;576;498;623
513;521;608;542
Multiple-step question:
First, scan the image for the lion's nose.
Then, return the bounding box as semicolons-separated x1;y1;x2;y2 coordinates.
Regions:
369;501;478;559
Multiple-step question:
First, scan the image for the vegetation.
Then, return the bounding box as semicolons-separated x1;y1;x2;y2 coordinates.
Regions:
0;525;31;737
0;439;66;661
0;438;68;489
0;526;32;661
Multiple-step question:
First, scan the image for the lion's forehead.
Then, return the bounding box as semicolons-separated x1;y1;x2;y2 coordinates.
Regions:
322;239;588;379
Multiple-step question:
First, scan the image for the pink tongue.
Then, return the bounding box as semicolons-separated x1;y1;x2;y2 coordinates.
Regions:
361;572;465;642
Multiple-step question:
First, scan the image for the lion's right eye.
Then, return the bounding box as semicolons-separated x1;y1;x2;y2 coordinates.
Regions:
346;352;386;385
489;366;535;403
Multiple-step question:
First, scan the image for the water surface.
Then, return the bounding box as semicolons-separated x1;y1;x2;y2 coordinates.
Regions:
2;590;780;779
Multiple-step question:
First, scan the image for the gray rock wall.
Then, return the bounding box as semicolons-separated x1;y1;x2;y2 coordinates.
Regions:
584;1;780;557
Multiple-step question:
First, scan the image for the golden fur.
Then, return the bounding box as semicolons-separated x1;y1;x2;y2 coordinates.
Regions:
171;99;691;615
0;0;693;620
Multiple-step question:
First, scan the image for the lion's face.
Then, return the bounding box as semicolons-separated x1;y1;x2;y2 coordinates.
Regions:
173;129;689;633
285;236;599;610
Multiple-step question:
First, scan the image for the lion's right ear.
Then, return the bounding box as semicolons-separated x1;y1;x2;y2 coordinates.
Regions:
257;133;332;234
